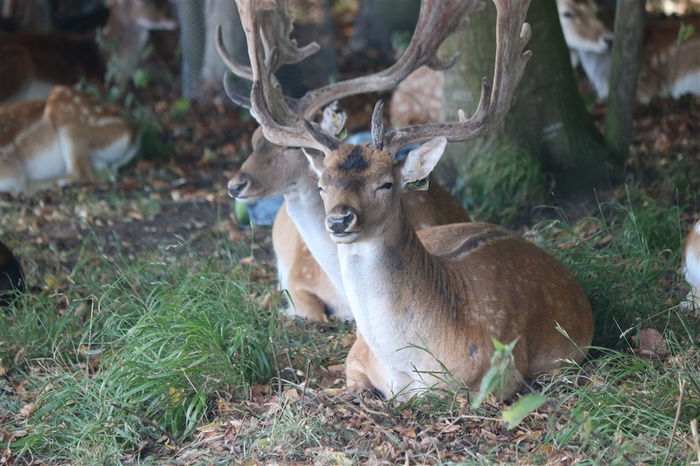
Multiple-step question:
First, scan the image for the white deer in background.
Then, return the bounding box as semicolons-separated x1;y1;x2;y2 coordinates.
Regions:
683;220;700;309
557;0;700;102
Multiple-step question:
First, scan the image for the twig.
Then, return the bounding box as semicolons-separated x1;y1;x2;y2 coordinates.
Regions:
300;361;311;405
269;336;282;394
662;378;686;466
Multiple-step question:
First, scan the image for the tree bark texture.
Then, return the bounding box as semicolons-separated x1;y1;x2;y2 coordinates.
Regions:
604;0;645;165
438;0;618;196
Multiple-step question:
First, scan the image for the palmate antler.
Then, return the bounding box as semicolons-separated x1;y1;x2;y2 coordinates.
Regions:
217;0;486;152
381;0;532;154
303;0;533;156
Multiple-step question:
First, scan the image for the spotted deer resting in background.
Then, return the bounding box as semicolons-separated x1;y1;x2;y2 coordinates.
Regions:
231;0;595;401
557;0;700;101
682;220;700;309
0;86;140;193
0;0;177;103
218;0;471;322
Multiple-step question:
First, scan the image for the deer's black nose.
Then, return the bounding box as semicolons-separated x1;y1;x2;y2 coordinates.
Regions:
227;179;248;198
327;210;357;234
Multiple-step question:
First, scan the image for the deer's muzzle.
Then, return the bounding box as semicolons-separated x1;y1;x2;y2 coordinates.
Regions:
326;207;359;239
227;174;259;200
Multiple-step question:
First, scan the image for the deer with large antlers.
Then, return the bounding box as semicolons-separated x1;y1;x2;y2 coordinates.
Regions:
230;125;471;321
228;0;594;400
219;0;472;321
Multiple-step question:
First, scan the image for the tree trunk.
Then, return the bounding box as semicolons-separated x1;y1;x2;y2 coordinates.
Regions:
605;0;645;165
174;0;205;99
178;0;336;99
437;0;619;198
348;0;420;60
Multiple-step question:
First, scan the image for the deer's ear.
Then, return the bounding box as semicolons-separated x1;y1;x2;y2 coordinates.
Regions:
401;137;447;186
303;148;325;177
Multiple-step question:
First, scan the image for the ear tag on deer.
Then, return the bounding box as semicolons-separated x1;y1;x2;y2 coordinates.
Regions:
407;178;429;191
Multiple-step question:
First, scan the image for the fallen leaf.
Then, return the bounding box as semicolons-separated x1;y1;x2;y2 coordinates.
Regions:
632;328;669;359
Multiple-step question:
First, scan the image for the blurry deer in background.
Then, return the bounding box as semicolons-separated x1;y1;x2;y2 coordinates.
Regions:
389;0;700;127
682;220;700;309
557;0;700;101
0;240;25;309
232;0;595;401
218;0;472;322
556;0;613;65
0;86;140;193
0;0;177;103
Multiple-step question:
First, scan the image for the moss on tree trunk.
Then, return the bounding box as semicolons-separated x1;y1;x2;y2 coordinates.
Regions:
437;0;620;197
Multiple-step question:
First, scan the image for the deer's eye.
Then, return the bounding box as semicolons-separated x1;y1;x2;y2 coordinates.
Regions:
561;11;574;19
378;182;394;191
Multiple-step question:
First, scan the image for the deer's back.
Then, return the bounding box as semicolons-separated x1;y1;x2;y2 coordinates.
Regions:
417;222;594;371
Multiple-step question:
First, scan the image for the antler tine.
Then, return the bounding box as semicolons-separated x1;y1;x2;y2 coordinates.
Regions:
221;0;328;152
223;71;252;109
215;0;320;119
215;0;320;81
216;25;254;82
296;0;485;120
384;0;533;153
259;0;320;71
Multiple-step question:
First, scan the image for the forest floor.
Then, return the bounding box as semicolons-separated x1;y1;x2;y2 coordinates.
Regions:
2;5;700;464
1;76;698;466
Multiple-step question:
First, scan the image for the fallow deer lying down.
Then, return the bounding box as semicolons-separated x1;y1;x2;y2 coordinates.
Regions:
682;220;700;309
0;86;140;193
227;0;595;401
228;126;471;322
0;0;177;103
217;1;474;322
0;240;25;309
557;0;700;102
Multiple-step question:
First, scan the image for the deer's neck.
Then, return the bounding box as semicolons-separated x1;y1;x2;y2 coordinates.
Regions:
100;17;150;74
577;50;611;99
337;217;458;348
283;178;347;302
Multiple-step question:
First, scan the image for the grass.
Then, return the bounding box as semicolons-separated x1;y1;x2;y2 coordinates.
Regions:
1;189;699;463
448;136;550;225
532;191;691;349
2;245;278;463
